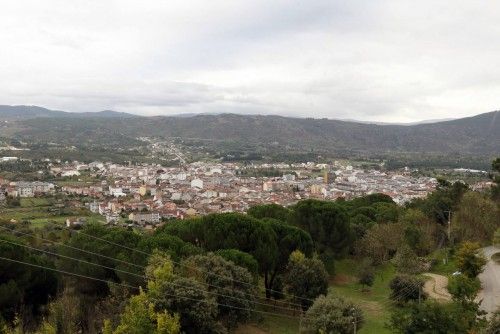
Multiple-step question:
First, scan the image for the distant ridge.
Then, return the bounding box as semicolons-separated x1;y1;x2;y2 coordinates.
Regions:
0;105;139;119
0;105;498;156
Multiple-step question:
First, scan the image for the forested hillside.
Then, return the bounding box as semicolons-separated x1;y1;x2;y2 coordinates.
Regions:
1;106;499;156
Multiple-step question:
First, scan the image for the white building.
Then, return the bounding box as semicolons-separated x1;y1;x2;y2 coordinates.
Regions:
191;178;204;189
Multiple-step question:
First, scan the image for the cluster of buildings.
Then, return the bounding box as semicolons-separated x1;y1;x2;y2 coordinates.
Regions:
0;158;443;228
33;160;436;228
0;180;55;198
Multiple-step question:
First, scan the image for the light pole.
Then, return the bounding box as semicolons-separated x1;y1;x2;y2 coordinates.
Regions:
444;210;452;264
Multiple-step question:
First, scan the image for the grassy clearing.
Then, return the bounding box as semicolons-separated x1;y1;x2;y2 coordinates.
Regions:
429;248;458;276
241;259;397;333
20;197;52;207
332;259;397;334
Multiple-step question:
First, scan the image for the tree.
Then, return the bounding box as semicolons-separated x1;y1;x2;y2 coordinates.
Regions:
161;213;314;299
111;289;180;334
283;251;328;310
214;249;259;280
494;228;500;247
288;199;352;262
389;301;479;334
456;242;487;278
372;202;400;224
37;289;80;334
181;254;256;329
301;294;364;334
392;243;422;274
151;277;219;334
262;219;314;297
59;223;143;297
357;259;375;290
357;223;405;265
145;254;219;334
247;204;290;222
452;192;500;244
412;180;468;227
160;213;279;292
447;274;481;304
491;157;500;201
0;234;59;329
389;275;425;305
349;213;375;240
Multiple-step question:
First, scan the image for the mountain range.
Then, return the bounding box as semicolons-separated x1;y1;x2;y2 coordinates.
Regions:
0;105;498;157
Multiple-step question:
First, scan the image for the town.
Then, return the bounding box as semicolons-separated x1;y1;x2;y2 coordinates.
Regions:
0;158;447;229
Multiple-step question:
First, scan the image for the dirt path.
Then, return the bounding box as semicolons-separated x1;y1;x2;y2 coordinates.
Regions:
423;273;451;302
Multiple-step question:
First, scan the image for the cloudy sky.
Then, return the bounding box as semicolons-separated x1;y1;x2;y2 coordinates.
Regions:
1;1;499;122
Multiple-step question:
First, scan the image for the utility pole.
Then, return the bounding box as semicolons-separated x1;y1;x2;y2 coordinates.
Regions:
444;210;452;264
446;210;452;243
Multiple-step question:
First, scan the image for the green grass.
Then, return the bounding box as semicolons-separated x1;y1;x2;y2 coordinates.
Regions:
242;259;398;333
429;248;458;276
20;197;52;207
259;314;299;334
332;259;397;334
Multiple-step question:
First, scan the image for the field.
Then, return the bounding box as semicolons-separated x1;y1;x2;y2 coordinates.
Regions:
0;197;104;227
331;260;396;334
241;259;398;333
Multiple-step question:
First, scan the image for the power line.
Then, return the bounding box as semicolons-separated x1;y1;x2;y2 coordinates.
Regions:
0;225;144;269
66;226;319;303
0;225;303;310
0;255;309;322
0;231;304;313
0;225;432;316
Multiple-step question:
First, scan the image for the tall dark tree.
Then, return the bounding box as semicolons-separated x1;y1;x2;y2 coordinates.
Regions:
288;199;352;261
182;254;256;329
0;234;59;330
262;219;313;298
247;203;291;222
283;251;328;310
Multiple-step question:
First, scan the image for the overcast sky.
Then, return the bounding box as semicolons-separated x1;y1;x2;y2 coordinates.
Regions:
1;1;499;122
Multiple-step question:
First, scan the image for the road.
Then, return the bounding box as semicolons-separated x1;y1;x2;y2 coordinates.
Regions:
423;273;451;302
478;246;500;316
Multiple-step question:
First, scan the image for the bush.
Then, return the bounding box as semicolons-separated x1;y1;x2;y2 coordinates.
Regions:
389;275;425;305
301;294;364;334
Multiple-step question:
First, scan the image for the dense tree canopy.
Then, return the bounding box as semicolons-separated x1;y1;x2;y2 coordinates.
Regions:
283;251;328;310
0;234;59;328
452;192;500;244
301;294;364;334
247;203;291;222
288;199;352;260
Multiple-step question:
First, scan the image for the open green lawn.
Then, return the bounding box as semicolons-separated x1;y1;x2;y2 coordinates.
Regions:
20;197;52;207
243;259;397;334
429;248;458;276
1;201;104;228
331;259;396;334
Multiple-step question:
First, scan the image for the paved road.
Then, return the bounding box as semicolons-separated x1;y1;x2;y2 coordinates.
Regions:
478;246;500;315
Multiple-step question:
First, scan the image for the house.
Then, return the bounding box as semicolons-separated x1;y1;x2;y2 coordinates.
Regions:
89;201;99;213
128;212;160;224
191;178;203;189
66;218;86;228
106;213;120;224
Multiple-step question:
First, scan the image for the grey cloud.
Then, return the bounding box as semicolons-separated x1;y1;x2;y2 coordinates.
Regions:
0;1;499;122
